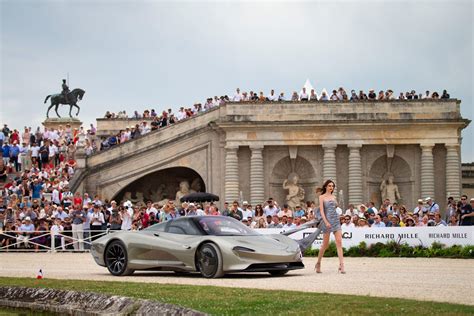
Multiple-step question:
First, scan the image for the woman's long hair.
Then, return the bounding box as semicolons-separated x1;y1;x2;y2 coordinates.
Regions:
316;179;336;195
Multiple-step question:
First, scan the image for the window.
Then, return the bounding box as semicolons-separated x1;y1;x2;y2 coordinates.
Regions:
166;219;202;235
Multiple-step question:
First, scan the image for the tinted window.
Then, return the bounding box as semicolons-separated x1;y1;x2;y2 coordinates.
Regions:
196;217;259;236
145;221;167;232
166;219;202;235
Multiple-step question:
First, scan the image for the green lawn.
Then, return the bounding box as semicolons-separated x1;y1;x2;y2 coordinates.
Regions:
0;277;472;315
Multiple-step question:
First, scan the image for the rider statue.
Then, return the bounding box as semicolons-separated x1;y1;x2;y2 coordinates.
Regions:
62;79;70;103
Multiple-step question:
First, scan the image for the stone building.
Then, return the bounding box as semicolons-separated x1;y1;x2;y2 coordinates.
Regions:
72;99;470;212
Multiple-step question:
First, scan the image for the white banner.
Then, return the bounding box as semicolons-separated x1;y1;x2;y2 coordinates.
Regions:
258;226;474;249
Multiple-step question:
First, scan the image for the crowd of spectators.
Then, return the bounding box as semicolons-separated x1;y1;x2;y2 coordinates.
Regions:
96;87;451;153
1;185;472;251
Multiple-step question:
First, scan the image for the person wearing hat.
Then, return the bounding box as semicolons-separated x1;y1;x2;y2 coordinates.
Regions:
425;197;439;214
186;203;197;216
17;216;35;248
358;216;369;227
460;195;473;226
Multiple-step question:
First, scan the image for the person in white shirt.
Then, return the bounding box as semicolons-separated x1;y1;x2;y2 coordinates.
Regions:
413;199;425;216
145;201;158;216
299;88;309;101
267;90;277;101
88;205;105;241
30;142;40;164
52;187;61;205
342;215;355;228
232;88;242;102
50;218;65;250
140;122;151;135
241;202;253;221
176;107;186;121
345;204;359;217
263;199;280;217
120;205;132;230
278;92;286;101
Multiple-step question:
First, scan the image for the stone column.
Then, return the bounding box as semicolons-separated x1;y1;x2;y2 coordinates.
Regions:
224;146;239;203
250;145;265;206
322;144;337;196
348;144;363;205
420;144;435;199
445;144;461;201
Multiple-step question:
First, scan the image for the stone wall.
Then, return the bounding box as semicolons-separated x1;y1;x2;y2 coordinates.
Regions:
75;99;469;212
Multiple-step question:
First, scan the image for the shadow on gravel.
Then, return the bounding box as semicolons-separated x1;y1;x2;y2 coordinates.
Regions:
96;271;303;279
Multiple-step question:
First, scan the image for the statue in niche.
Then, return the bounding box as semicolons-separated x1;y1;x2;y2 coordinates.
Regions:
175;180;191;203
123;191;132;203
380;174;401;203
146;183;167;203
283;172;305;210
190;178;202;193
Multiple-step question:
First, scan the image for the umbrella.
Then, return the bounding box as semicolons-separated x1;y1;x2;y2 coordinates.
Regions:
180;192;220;203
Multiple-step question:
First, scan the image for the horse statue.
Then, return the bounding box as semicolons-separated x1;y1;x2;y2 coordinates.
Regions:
44;88;86;118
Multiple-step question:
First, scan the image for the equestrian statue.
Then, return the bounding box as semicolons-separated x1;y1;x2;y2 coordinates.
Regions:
44;79;85;118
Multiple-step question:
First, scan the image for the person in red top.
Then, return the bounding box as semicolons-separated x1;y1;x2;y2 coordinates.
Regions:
73;191;83;207
10;130;20;144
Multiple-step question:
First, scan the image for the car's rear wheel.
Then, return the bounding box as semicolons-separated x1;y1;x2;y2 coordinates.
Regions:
269;270;289;276
197;243;224;278
105;240;134;276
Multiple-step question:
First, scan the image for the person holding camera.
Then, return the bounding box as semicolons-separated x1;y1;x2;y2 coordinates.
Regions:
88;204;105;241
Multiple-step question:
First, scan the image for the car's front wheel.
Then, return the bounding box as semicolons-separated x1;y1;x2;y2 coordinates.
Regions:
196;243;224;278
269;270;289;276
105;240;134;276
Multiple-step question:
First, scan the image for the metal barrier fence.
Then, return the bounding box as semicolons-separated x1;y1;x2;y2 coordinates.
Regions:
0;230;111;252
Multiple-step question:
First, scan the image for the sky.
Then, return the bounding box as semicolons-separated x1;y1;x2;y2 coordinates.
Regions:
1;0;473;161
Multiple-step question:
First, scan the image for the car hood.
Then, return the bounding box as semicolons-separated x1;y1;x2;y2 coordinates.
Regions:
225;234;293;251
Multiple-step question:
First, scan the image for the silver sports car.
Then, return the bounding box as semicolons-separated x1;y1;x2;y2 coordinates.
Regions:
91;216;304;278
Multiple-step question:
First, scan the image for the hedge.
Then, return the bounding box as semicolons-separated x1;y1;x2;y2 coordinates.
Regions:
304;241;474;258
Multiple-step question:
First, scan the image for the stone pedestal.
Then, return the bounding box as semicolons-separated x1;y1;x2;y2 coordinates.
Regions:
42;118;82;132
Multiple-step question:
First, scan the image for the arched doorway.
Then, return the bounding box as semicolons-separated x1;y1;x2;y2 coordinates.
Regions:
269;156;317;208
368;155;413;207
113;167;205;205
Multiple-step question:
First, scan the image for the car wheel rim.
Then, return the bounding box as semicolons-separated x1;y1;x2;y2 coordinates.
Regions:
198;247;217;276
106;244;126;274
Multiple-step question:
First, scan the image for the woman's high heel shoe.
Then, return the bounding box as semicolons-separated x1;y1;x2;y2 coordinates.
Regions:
315;262;322;273
338;263;346;274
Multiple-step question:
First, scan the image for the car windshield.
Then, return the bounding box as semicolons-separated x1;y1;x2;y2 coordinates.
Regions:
196;217;259;236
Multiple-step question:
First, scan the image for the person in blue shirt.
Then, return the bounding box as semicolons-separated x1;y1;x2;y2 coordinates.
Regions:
2;143;10;166
30;178;43;199
293;205;305;218
9;142;20;172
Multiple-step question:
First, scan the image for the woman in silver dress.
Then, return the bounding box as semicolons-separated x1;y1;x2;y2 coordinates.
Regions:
315;179;345;274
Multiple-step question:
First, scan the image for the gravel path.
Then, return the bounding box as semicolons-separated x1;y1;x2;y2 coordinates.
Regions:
0;253;472;306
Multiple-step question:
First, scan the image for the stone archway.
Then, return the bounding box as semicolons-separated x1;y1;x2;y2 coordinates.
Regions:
368;155;413;207
269;156;317;207
113;167;205;205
